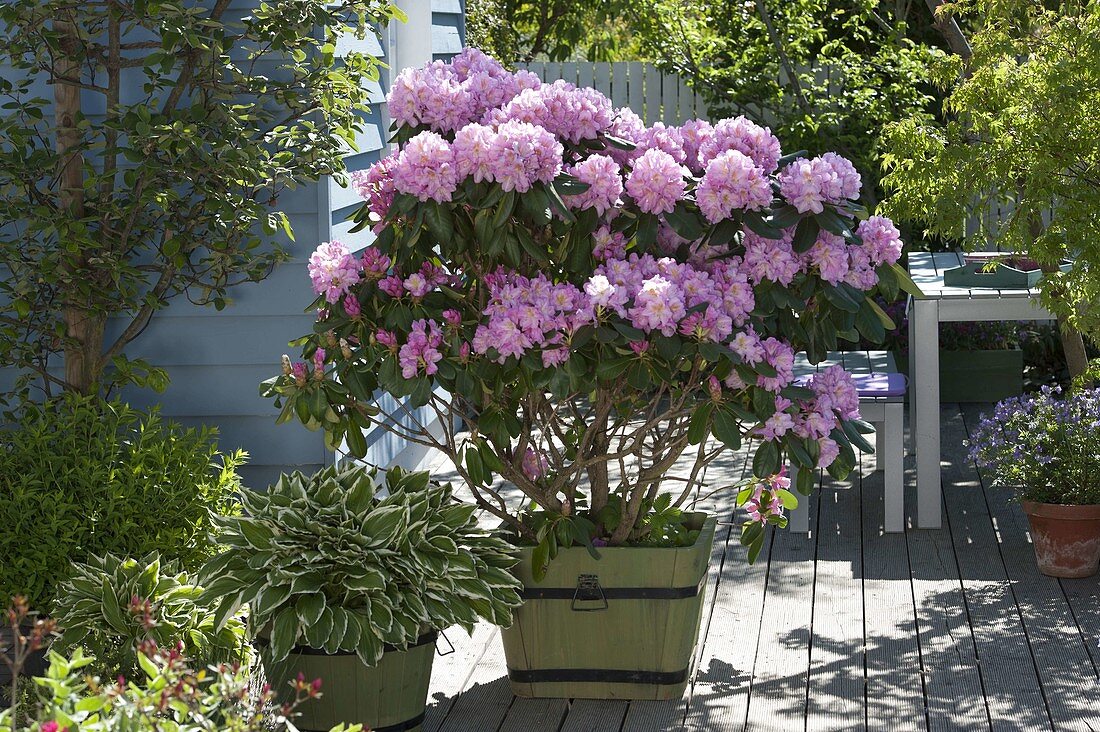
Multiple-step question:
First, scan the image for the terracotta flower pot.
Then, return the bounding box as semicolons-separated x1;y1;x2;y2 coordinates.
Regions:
1021;501;1100;578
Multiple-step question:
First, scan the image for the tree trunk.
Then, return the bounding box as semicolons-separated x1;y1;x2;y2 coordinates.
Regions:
54;17;103;394
1059;324;1089;379
923;0;972;59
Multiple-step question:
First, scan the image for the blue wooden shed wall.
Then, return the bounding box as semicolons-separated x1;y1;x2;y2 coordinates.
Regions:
0;2;465;489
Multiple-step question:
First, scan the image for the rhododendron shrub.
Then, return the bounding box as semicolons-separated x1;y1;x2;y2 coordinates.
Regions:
263;49;917;564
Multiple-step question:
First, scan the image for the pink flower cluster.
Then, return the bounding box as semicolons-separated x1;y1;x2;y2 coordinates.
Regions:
351;155;397;232
744;469;792;523
593;253;754;339
472;271;588;366
387;48;541;133
696;150;772;223
563;154;623;215
387;121;563;201
778;152;862;214
625;149;685;215
308;240;360;304
398;319;444;378
697;117;783;174
485;79;614;144
390;132;457;203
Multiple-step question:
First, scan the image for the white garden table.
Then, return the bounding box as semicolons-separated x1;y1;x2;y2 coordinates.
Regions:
906;251;1054;528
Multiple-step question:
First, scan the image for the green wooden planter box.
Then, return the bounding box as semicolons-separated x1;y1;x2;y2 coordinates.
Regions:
260;632;436;732
896;349;1023;403
501;513;717;701
940;349;1023;402
942;256;1071;289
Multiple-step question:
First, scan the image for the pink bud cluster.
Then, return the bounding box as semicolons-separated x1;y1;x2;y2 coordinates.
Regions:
398;319;444;378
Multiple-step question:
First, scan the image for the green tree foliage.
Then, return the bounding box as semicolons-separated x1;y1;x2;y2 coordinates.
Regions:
477;0;645;62
880;0;1100;367
0;0;402;399
466;0;520;64
636;1;947;204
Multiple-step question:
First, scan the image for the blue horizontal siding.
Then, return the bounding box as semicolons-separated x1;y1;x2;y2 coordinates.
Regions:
432;0;465;61
1;3;463;482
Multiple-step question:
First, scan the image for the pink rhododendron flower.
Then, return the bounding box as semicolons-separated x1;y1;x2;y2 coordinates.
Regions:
679;119;715;173
625;149;685;215
522;447;549;480
592;225;627;261
489;121;563;193
742;230;802;286
342;293;361;317
352;156;398;231
695;150;772;223
360;247;391;280
378;275;404;298
488;80;614;144
857;215;903;267
452;123;498;183
308;240;361;304
806;232;850;285
778;153;861;214
391;131;458;202
564;154;623;215
638;122;687;164
699;116;782;173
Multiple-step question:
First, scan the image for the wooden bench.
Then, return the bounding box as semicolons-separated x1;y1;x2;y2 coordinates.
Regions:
788;350;906;533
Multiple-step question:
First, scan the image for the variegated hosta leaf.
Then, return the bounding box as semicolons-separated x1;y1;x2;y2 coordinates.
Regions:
201;464;526;665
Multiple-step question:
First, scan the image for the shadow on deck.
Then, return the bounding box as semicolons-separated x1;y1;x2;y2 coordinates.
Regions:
420;404;1100;732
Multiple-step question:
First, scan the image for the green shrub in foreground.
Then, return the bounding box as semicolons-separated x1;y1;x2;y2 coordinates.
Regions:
0;395;244;610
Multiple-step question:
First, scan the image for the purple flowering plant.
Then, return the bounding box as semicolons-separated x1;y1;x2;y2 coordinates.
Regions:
262;49;919;567
967;386;1100;505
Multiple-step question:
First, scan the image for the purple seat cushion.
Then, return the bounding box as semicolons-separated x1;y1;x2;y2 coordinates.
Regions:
851;373;908;397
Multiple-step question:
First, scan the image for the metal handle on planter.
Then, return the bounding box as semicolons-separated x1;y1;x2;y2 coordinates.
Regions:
571;574;608;612
435;630;455;656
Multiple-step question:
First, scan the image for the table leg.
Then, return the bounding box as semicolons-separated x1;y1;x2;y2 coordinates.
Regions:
908;297;917;454
912;298;942;529
884;402;904;533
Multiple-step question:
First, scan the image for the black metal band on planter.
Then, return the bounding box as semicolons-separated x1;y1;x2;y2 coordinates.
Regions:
253;630;438;656
299;712;426;732
507;667;690;685
519;582;703;601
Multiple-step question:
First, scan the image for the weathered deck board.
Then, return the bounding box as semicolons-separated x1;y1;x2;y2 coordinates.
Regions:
681;442;769;732
498;698;568;731
560;700;629;732
860;451;926;732
939;408;1052;731
742;489;819;732
419;402;1100;732
961;405;1100;731
1060;575;1100;674
806;469;865;731
902;414;988;732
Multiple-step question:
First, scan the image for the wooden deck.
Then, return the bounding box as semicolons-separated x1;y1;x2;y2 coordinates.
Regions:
420;404;1100;731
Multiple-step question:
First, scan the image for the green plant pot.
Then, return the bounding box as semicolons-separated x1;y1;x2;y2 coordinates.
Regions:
894;349;1023;403
260;632;436;732
501;513;717;700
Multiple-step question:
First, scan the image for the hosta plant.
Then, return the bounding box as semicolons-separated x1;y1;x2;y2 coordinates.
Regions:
262;48;920;564
199;465;522;665
53;553;247;680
